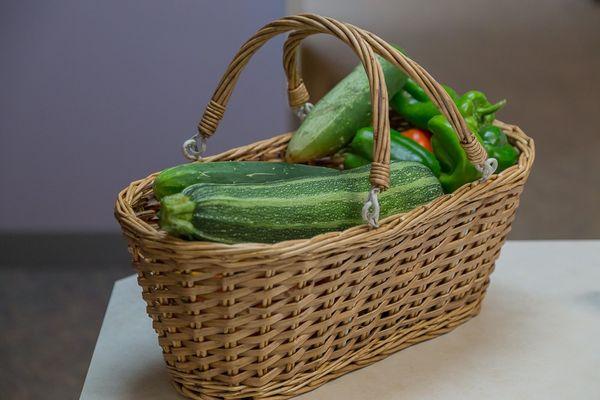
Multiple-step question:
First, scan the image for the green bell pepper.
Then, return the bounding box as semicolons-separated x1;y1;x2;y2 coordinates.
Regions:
347;127;441;177
478;124;519;172
391;78;506;130
429;116;520;193
428;115;481;193
403;78;459;103
461;91;506;126
390;79;459;129
342;152;370;169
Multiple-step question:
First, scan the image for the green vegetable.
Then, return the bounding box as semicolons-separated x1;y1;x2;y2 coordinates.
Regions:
462;91;506;126
429;117;520;193
403;77;459;103
390;78;505;130
343;152;370;169
347;127;441;177
286;51;408;163
478;124;519;172
159;162;444;244
153;161;339;200
428;115;481;193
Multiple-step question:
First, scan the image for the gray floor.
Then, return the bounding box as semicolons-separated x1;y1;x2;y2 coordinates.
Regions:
0;235;131;400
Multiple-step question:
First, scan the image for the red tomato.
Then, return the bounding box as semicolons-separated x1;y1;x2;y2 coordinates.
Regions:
401;129;433;152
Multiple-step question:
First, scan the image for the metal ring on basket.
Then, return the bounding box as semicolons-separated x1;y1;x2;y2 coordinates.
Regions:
293;102;314;121
362;188;381;228
182;134;207;161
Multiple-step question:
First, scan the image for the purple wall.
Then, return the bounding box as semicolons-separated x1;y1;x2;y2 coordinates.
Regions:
0;0;290;232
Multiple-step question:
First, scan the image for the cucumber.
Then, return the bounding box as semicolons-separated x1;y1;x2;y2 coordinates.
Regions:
285;53;407;163
153;161;340;200
159;162;443;244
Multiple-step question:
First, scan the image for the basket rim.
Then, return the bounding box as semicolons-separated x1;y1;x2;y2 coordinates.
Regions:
114;120;534;258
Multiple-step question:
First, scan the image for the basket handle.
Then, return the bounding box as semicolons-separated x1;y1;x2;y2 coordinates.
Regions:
192;15;394;191
282;28;491;172
190;14;491;227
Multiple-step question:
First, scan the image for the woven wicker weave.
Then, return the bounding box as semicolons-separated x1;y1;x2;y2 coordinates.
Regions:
115;14;534;400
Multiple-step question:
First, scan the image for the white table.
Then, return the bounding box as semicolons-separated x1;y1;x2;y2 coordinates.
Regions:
80;241;600;399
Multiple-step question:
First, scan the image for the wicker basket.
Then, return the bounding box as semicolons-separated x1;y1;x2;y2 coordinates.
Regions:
115;14;534;400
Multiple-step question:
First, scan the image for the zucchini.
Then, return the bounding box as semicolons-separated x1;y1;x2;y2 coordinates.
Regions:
153;161;339;200
285;52;407;163
159;162;443;244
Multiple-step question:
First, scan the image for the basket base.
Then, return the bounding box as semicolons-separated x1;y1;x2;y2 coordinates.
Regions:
169;295;484;400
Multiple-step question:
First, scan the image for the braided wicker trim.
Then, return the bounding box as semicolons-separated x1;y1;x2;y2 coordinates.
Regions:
116;122;533;257
287;83;310;108
198;100;226;137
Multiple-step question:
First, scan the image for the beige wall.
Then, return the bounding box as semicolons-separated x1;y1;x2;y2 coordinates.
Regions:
288;0;600;239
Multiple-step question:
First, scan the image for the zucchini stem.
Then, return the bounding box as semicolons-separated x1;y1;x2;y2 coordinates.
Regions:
159;193;200;238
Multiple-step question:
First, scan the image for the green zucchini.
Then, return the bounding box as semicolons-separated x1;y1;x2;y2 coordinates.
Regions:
286;52;407;163
159;162;443;244
153;161;339;200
